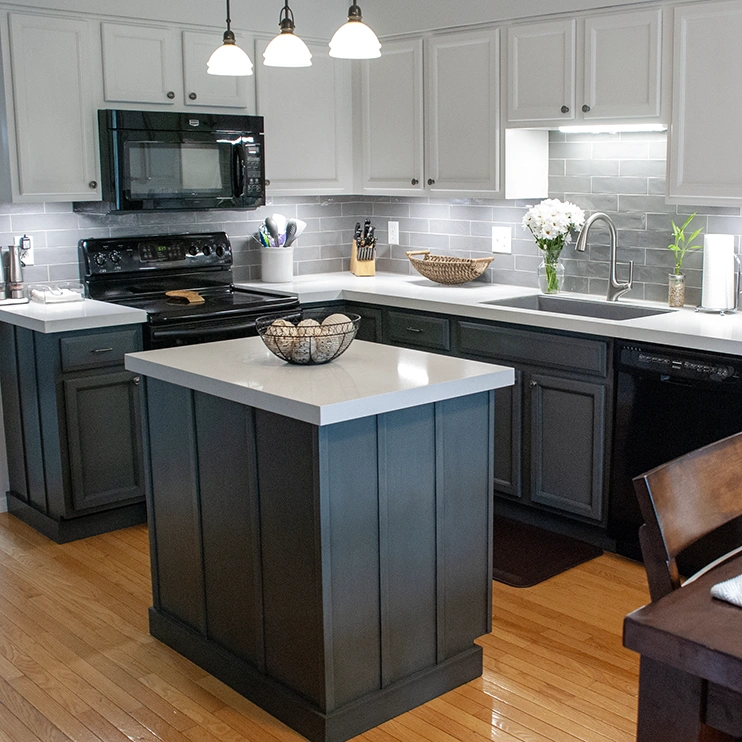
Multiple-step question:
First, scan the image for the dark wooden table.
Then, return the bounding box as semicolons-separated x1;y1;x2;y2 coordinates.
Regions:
624;553;742;741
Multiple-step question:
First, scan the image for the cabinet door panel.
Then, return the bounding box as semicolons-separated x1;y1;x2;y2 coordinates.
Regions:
584;10;662;120
256;40;352;194
669;0;742;204
182;31;254;110
507;19;575;124
8;14;99;201
64;370;144;513
101;23;178;105
529;373;605;521
426;30;500;193
361;38;424;193
493;369;522;500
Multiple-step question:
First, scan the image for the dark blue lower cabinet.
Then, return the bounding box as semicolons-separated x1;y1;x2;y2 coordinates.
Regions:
143;379;495;742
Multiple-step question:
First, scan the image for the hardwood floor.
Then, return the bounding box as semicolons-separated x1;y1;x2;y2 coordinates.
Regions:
0;512;648;742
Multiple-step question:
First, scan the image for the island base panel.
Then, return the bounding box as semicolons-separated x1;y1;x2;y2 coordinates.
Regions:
150;607;483;742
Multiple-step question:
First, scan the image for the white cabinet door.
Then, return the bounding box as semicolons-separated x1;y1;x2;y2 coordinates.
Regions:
583;10;662;121
7;14;100;201
507;19;576;125
182;31;254;111
425;29;500;194
669;0;742;204
361;38;424;193
256;40;352;195
101;23;178;105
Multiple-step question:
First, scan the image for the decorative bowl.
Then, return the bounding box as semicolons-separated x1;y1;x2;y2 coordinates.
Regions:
256;310;360;365
406;250;494;285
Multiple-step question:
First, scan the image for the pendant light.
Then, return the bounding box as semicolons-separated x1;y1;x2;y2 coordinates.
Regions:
263;0;312;67
207;0;254;76
329;3;381;59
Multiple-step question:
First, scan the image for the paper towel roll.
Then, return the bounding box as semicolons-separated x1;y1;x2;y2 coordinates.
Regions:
701;234;736;310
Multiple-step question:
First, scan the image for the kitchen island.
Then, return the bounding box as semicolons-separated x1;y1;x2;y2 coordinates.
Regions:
125;336;514;742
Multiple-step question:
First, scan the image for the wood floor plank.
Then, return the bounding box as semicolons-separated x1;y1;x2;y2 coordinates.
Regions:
0;512;649;742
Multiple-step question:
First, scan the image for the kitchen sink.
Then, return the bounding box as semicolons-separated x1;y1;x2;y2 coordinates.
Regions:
482;294;674;321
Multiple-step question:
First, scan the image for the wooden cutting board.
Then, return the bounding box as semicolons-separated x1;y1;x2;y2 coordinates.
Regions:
165;290;205;304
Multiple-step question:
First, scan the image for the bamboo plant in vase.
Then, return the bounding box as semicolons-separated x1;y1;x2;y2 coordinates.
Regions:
522;199;585;294
667;213;702;308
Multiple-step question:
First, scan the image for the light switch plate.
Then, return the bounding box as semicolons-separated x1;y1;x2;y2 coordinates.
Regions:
492;226;512;254
388;221;399;246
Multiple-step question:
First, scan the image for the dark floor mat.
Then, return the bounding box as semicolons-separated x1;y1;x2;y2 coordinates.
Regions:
493;516;603;587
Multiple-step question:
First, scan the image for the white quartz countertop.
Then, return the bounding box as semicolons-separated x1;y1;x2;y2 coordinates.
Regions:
125;337;514;426
0;298;147;333
238;273;742;357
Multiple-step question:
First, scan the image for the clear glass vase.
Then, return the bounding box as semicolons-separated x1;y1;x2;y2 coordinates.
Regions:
668;272;685;308
538;257;564;294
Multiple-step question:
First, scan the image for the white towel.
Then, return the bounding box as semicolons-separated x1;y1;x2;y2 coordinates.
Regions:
30;288;83;303
711;573;742;607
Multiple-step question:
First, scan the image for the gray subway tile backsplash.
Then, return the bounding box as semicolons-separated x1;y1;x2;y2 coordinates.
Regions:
7;132;741;298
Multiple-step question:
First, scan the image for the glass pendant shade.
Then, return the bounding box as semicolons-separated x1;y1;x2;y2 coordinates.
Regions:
263;2;312;67
207;0;254;76
329;4;381;59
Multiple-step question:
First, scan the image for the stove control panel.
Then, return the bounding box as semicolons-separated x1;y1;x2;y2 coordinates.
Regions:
80;232;232;276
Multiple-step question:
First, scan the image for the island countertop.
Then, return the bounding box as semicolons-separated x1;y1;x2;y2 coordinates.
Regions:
125;336;514;426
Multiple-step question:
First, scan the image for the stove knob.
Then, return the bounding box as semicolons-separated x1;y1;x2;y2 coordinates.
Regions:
94;253;107;267
188;245;199;256
216;245;225;257
110;250;121;264
202;245;212;257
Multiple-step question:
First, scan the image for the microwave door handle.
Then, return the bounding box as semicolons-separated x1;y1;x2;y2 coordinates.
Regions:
232;145;246;198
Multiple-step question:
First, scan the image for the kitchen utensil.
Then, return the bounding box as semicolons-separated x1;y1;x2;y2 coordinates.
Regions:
362;219;371;240
264;216;280;247
293;219;307;240
284;220;298;247
354;222;363;242
8;243;24;299
272;213;287;236
258;225;271;247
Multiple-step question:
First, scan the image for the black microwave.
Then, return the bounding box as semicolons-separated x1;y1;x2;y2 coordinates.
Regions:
96;109;265;212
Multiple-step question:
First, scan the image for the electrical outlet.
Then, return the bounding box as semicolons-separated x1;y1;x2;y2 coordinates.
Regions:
491;226;512;254
388;221;399;246
14;234;34;266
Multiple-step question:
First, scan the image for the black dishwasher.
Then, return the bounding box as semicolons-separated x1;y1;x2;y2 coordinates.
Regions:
610;342;742;562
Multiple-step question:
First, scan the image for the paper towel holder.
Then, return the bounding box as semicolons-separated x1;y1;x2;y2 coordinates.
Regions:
696;253;740;315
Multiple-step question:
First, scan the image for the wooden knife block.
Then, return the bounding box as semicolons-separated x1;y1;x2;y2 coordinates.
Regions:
350;239;376;277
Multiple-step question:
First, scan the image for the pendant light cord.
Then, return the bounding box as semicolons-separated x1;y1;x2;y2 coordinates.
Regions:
278;0;295;30
225;0;232;33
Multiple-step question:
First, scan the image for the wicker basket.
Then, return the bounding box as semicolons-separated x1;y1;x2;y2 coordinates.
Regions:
406;250;494;285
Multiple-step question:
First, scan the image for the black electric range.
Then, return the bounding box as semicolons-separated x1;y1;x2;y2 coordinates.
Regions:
79;232;300;349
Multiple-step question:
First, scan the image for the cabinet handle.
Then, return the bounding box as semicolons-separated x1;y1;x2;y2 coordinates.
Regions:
91;347;113;354
561;105;570;114
529;380;538;388
582;104;591;113
411;178;419;186
132;377;141;385
405;326;424;333
89;180;98;189
189;92;197;100
427;178;435;186
167;91;175;99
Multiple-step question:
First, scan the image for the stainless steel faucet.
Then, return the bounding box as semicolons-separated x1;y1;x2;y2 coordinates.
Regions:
574;212;634;302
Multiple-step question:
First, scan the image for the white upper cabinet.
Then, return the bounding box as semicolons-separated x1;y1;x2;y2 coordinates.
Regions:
507;9;664;127
256;40;353;195
361;39;425;193
361;29;500;197
4;13;100;201
101;23;254;111
669;0;742;204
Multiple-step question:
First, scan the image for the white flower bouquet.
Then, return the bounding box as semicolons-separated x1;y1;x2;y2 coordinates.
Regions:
522;198;586;293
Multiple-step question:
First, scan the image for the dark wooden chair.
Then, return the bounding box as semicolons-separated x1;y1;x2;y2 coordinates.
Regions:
632;431;742;742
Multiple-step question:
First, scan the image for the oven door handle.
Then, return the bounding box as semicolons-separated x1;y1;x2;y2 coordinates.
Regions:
232;144;246;198
149;318;258;344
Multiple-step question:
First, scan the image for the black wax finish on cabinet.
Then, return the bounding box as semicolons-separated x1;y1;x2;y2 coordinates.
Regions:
142;379;495;742
0;322;146;542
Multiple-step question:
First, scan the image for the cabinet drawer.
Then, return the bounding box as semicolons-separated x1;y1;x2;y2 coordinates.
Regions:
60;329;140;372
458;321;607;377
387;311;451;351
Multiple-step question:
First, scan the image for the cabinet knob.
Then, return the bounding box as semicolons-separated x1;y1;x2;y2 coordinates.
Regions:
265;179;271;187
167;91;175;99
411;178;419;186
89;180;98;189
189;92;197;100
427;178;435;186
582;104;591;113
132;377;141;385
529;380;538;388
561;105;570;114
